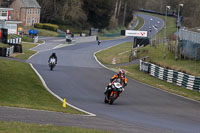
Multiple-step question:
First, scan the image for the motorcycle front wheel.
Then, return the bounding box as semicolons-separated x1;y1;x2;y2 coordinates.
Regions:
109;93;116;105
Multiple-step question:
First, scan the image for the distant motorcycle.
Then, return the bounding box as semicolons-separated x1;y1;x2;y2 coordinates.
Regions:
104;79;124;104
98;40;101;45
49;58;56;71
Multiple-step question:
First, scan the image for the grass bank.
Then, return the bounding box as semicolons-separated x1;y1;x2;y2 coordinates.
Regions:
134;16;144;30
0;121;112;133
96;42;132;64
95;41;200;101
137;44;200;76
34;28;58;37
13;42;38;60
0;58;83;114
1;41;84;114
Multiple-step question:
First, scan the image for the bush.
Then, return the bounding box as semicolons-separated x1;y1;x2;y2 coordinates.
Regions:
22;35;33;42
34;23;59;31
34;23;43;29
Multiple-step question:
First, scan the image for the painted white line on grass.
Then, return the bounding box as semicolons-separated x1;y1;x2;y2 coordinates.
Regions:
118;50;131;55
29;63;96;116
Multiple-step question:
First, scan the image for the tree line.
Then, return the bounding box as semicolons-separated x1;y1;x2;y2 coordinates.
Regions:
36;0;200;29
37;0;138;30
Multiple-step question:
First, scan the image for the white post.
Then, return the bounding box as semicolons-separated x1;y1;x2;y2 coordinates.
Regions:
163;6;170;59
164;6;171;43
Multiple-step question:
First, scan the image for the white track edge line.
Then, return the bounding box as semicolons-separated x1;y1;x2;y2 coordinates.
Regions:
28;40;96;116
93;14;200;104
94;47;200;104
29;64;96;116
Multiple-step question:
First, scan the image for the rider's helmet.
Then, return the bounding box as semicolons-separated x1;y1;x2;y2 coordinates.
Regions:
118;69;125;78
52;52;56;57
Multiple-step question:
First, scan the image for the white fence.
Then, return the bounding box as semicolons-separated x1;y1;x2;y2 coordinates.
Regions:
7;38;22;44
6;46;14;56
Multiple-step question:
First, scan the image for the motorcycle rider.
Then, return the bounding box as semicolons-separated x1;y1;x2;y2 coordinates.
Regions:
104;69;127;96
48;52;57;64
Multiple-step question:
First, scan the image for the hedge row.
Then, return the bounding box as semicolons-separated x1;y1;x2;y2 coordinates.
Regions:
34;23;59;31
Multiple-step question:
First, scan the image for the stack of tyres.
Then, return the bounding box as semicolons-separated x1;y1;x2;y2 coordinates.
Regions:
14;44;23;53
0;47;7;57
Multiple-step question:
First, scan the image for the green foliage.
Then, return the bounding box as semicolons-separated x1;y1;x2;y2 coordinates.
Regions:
34;23;59;31
34;23;43;29
22;35;33;42
33;28;58;37
83;0;113;29
43;23;59;31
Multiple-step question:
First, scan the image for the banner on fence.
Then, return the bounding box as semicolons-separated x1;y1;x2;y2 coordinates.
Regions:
121;30;148;37
140;60;149;73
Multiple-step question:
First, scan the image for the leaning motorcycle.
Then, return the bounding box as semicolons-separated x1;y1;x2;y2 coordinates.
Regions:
104;79;124;105
49;58;56;71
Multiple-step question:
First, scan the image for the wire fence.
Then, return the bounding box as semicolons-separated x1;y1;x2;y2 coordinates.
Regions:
179;29;200;60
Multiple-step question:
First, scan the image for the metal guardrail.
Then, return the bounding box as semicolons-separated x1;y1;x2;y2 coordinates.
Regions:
140;60;200;92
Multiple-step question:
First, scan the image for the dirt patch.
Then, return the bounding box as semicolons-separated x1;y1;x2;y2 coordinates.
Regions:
10;53;24;57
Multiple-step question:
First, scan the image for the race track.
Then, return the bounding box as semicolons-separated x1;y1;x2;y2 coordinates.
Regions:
3;13;200;133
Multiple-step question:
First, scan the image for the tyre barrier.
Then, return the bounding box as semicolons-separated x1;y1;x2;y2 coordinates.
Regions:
140;60;200;92
7;37;23;53
0;46;14;57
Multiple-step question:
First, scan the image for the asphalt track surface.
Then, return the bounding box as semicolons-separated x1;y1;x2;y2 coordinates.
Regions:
1;14;200;133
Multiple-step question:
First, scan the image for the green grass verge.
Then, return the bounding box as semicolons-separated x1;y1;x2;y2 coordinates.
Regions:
101;26;126;35
98;26;126;40
137;44;200;76
0;43;9;48
22;35;34;42
33;28;58;37
1;40;84;114
19;26;59;37
96;42;132;64
0;58;84;114
95;43;200;101
0;121;112;133
134;16;144;30
59;25;83;34
14;42;38;60
98;36;125;41
119;64;200;101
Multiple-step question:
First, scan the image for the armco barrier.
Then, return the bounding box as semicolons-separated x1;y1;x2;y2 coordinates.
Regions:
140;60;200;92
